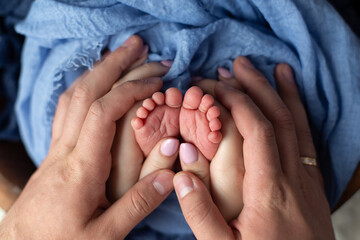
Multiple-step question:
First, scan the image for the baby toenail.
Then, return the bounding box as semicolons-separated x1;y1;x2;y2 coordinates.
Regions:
160;139;180;157
180;143;198;164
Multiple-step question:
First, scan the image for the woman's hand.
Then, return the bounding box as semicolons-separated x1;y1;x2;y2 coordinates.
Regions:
0;36;174;239
108;56;177;200
174;57;335;239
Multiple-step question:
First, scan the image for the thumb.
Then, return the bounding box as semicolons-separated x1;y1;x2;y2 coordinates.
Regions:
174;172;234;240
93;170;174;239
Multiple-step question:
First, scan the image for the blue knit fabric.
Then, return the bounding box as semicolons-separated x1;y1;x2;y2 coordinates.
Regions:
14;0;360;236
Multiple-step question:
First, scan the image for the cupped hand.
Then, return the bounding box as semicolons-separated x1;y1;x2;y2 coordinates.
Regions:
107;56;179;200
174;57;335;240
0;36;175;239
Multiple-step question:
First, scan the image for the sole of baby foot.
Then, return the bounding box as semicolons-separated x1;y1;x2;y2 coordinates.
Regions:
131;87;182;156
179;86;222;160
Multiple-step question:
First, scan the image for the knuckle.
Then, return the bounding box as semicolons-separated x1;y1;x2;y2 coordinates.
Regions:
273;106;294;131
58;155;83;184
267;181;289;210
185;199;212;228
231;92;251;110
255;120;275;141
106;54;125;74
254;75;270;88
89;99;106;119
72;83;91;104
299;128;314;145
128;189;153;218
122;80;140;90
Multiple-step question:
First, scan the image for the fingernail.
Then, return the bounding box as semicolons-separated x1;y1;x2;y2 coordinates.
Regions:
180;143;198;164
281;64;295;83
153;171;174;195
191;76;203;82
218;67;233;78
122;36;135;47
219;81;236;91
239;57;255;70
174;174;194;198
139;44;149;58
161;60;174;67
160;139;180;157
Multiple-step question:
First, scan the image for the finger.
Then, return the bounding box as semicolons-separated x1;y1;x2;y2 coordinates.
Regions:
210;104;245;221
232;56;299;176
139;137;180;179
113;61;171;88
214;81;282;187
274;64;320;179
107;102;144;201
193;78;217;96
61;35;145;149
217;67;244;91
121;44;149;74
179;143;210;189
173;172;233;239
52;50;112;143
74;78;162;184
93;170;174;239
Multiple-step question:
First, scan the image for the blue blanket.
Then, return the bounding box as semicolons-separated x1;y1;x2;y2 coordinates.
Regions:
15;0;360;236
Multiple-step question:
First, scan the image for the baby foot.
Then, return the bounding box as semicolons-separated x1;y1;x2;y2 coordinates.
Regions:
179;86;222;160
131;88;182;156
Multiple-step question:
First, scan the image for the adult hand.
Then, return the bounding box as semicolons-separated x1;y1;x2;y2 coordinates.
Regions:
0;36;174;239
174;57;335;239
108;58;177;199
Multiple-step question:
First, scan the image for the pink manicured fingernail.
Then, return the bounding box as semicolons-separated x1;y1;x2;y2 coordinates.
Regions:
153;171;174;195
139;44;149;58
122;36;135;47
239;57;255;69
218;67;233;78
180;143;198;164
161;60;174;67
191;76;203;82
160;139;180;157
174;174;194;198
282;64;295;83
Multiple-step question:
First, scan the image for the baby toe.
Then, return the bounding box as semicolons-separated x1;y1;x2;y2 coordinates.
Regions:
165;88;183;108
136;106;149;119
206;106;220;120
143;98;155;111
209;118;222;131
152;92;165;105
131;117;144;130
183;86;203;110
208;131;222;144
199;94;214;113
